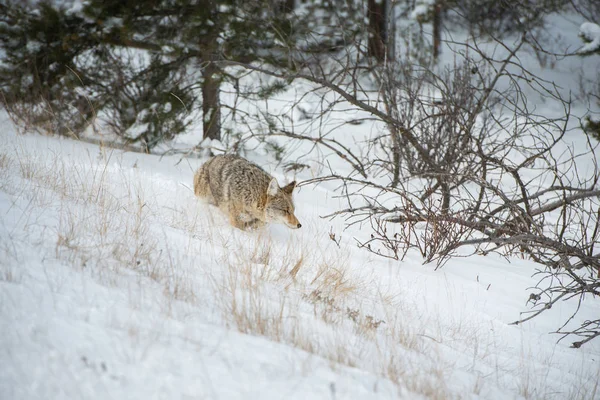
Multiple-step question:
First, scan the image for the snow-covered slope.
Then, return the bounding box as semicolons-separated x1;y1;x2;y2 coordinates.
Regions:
1;110;599;399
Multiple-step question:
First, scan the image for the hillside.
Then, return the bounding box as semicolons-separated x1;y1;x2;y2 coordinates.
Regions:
1;110;599;399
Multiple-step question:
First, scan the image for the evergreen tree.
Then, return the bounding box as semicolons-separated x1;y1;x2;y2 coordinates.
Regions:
0;0;302;148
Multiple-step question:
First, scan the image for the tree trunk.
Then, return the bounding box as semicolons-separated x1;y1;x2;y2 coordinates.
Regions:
201;61;221;141
432;1;442;62
385;0;396;61
368;0;387;63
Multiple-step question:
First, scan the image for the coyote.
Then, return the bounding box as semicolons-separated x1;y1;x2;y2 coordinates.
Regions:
193;155;302;230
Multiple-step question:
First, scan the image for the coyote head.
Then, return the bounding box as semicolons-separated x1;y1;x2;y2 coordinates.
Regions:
265;179;301;229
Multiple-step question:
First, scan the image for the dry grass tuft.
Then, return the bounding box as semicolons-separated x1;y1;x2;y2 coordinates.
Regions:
0;153;10;170
0;264;20;283
310;263;356;299
288;254;304;279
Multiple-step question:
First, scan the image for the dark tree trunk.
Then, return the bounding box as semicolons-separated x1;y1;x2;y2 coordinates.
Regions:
368;0;387;62
200;1;221;143
202;61;221;141
432;1;442;61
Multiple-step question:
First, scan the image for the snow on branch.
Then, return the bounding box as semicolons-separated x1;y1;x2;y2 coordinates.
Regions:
579;22;600;54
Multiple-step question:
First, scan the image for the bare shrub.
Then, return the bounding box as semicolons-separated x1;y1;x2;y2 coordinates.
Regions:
231;23;599;347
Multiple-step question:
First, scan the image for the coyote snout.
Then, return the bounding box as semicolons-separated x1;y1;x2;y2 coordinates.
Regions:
193;155;301;230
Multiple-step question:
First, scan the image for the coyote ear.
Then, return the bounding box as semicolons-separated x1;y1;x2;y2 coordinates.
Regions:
267;178;279;196
282;180;296;194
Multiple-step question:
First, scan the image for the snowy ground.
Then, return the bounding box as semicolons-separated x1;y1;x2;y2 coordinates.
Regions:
1;109;599;399
2;9;600;400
